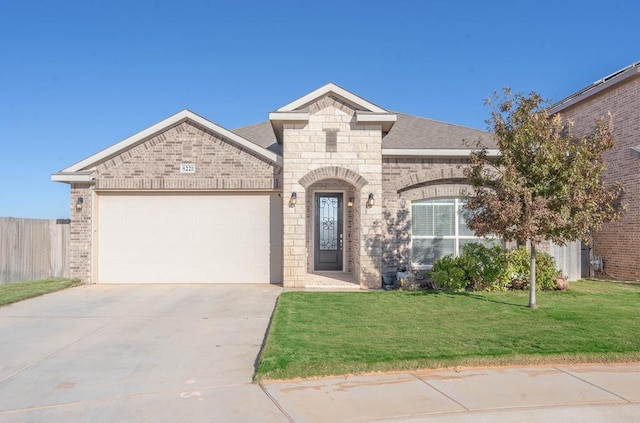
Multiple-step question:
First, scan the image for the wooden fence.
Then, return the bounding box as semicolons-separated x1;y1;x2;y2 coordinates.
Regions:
0;217;70;284
548;241;582;281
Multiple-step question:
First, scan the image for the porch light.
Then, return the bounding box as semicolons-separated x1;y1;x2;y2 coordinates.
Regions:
347;197;354;207
366;193;375;208
289;192;297;207
76;197;84;212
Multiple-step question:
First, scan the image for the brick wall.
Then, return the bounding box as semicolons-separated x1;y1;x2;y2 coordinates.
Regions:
69;120;282;283
555;75;640;281
69;184;93;282
381;157;472;272
95;121;281;190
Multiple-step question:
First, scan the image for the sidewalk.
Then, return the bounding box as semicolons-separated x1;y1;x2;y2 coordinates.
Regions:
261;364;640;423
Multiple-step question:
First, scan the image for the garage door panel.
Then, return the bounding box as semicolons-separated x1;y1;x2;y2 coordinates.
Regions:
97;194;277;283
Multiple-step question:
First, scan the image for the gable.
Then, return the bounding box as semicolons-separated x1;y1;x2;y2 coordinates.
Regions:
52;110;281;183
276;82;388;113
269;83;397;144
93;120;281;190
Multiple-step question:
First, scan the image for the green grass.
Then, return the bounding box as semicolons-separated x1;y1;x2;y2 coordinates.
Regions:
256;280;640;380
0;278;80;307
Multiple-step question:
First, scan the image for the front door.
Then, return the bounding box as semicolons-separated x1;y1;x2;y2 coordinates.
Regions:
314;193;343;271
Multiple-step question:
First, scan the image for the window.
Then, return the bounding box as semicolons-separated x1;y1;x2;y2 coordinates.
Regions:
411;198;493;268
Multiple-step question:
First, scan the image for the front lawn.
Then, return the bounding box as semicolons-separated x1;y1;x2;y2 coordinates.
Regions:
0;278;80;307
256;280;640;380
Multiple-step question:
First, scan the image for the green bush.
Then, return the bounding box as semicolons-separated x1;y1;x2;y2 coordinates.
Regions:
505;247;558;291
429;244;558;292
430;255;467;291
459;243;509;291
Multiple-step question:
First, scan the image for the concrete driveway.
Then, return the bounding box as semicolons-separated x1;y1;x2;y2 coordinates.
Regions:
3;284;639;423
0;284;288;422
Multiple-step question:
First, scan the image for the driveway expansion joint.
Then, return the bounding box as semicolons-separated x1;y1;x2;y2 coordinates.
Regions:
0;318;113;386
259;382;296;423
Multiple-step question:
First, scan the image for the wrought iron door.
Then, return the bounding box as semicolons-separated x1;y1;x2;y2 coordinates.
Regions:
314;193;343;271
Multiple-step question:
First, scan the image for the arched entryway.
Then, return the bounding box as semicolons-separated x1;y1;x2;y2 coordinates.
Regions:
298;167;368;287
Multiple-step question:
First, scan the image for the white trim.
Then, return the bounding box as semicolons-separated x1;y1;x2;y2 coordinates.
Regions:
355;111;397;123
51;172;95;183
59;110;281;174
268;111;310;121
277;83;388;113
356;111;397;132
92;190;98;284
382;148;500;157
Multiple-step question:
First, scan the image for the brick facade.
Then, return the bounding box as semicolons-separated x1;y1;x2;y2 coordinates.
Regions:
59;85;500;287
381;157;472;272
69;184;93;282
554;74;640;281
68;120;282;283
95;121;281;190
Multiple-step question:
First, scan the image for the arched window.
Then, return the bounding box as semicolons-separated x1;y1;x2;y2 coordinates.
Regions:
411;198;493;268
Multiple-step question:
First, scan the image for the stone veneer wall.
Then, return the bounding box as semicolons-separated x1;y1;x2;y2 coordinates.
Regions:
69;120;282;283
556;74;640;280
282;95;383;288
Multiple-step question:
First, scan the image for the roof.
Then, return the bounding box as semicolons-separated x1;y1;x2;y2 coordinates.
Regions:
275;82;388;113
268;82;397;144
382;113;492;149
52;110;282;183
549;61;640;159
234;112;493;153
53;84;497;184
232;121;282;155
550;61;640;114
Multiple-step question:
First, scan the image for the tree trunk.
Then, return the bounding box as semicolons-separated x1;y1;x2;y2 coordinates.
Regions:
529;242;537;309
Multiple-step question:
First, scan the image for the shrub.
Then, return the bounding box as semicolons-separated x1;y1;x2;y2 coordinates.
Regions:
459;243;509;291
430;255;467;291
505;247;558;291
429;244;559;292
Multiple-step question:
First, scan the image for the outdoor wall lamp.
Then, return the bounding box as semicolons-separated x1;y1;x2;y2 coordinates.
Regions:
366;193;375;208
289;192;297;207
347;197;354;207
76;197;84;212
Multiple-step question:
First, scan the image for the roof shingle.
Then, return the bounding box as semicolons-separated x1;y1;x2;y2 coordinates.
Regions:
232;112;493;153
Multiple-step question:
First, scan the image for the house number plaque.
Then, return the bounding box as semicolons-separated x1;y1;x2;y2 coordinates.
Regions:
180;163;196;173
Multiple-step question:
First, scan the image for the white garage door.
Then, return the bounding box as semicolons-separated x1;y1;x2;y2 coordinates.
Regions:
96;193;282;283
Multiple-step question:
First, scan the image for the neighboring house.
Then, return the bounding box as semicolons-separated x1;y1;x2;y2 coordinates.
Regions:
52;83;496;288
550;61;640;281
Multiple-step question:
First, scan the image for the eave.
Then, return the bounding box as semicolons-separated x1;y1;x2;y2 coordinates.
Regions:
52;110;282;184
276;82;388;113
382;148;500;157
550;62;640;114
51;171;95;184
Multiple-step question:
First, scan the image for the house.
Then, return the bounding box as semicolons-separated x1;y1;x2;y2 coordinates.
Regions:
52;83;499;288
550;61;640;281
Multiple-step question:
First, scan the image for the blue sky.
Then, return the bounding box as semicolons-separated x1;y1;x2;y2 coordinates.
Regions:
0;0;637;219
